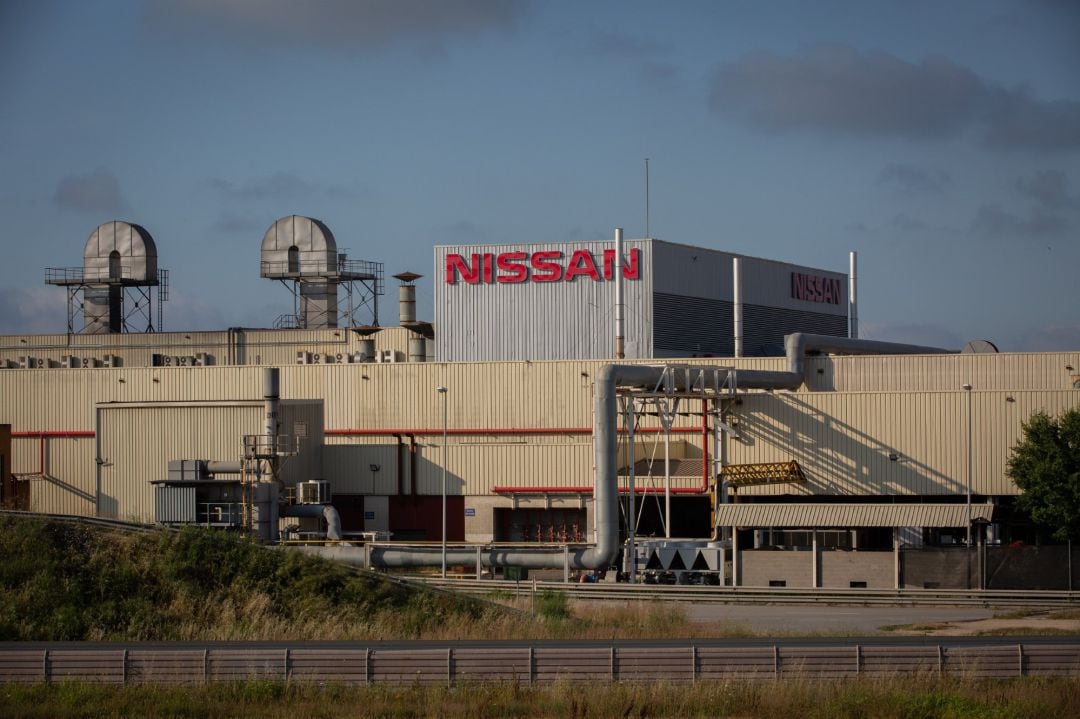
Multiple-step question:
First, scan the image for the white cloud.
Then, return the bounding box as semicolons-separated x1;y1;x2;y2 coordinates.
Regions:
709;44;1080;151
0;286;69;334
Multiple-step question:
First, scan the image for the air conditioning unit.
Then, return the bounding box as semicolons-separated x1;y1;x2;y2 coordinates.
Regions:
296;351;311;364
311;353;323;364
60;355;79;368
81;357;95;368
375;349;396;364
176;355;190;366
194;353;209;366
297;480;331;505
18;356;43;369
101;354;118;368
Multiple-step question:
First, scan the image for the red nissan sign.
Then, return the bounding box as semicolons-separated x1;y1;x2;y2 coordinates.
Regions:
791;272;842;305
446;248;642;285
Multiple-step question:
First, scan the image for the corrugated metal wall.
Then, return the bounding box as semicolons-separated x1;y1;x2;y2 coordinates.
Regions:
651;241;848;358
0;327;415;368
729;389;1080;497
1;352;1078;520
95;400;322;521
434;241;654;361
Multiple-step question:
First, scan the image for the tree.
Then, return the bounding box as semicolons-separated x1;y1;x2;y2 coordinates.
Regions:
1007;408;1080;542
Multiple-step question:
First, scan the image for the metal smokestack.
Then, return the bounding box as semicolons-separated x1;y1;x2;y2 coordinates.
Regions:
733;257;743;358
614;228;625;359
849;251;858;339
263;367;280;442
398;285;416;325
393;271;425;362
393;271;421;326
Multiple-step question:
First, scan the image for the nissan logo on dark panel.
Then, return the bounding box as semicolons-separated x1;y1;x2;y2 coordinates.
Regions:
791;272;842;305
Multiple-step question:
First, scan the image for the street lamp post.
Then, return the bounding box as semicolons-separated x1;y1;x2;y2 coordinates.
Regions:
436;385;448;578
962;383;973;547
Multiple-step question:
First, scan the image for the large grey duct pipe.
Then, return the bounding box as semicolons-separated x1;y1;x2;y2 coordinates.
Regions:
284;503;342;541
311;334;952;570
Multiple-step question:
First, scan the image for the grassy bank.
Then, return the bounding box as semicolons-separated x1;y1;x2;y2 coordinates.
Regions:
0;515;745;641
0;516;720;641
0;516;499;641
4;677;1080;719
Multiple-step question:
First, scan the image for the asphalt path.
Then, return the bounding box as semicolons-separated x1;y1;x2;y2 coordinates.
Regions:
676;602;992;634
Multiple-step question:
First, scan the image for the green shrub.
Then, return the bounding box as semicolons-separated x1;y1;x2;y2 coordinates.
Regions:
534;590;569;621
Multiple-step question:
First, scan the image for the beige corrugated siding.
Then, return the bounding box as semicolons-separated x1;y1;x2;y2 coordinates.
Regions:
714;503;995;528
1;351;1079;518
0;327;415;368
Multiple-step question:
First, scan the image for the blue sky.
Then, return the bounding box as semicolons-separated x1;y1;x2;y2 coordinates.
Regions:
1;0;1078;351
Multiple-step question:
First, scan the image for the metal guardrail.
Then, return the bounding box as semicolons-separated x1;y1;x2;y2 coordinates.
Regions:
0;510;171;536
415;577;1080;608
1;642;1077;684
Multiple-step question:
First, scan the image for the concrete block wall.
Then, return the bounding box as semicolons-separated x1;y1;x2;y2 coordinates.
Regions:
739;549;813;587
902;548;979;589
820;550;894;588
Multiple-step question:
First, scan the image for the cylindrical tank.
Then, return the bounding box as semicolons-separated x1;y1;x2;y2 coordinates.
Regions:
398;284;416;325
408;335;426;363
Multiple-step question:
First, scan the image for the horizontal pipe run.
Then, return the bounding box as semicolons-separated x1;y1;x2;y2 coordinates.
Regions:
326;427;703;436
10;431;95;477
11;430;96;438
491;486;708;494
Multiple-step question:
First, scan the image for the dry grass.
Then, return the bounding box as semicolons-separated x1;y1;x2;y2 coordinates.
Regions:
4;676;1080;718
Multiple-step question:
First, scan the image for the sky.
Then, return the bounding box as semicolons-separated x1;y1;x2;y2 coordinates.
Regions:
1;0;1078;351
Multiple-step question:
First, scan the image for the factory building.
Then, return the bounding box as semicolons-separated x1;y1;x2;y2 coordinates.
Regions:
2;217;1079;589
435;238;850;361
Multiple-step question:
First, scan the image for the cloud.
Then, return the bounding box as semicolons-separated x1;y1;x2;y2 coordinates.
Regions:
708;44;1080;151
859;321;963;349
0;286;68;334
52;169;127;214
890;213;927;232
209;173;349;203
146;0;528;51
161;289;227;332
586;29;670;59
970;202;1070;239
213;212;263;235
877;163;951;195
1016;169;1078;211
1015;324;1080;352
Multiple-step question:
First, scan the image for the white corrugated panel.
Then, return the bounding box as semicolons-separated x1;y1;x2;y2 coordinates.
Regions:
434;240;654;361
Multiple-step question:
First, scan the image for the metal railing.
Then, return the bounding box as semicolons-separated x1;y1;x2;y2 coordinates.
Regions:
45;266;158;285
260;258;380;280
195;502;242;527
415;577;1080;608
2;641;1077;685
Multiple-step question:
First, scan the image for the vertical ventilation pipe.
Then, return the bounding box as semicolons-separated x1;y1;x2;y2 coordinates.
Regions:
849;251;858;339
614;228;625;359
264;368;280;443
733;257;744;358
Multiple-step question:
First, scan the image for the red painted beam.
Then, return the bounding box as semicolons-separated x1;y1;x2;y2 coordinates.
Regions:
491;486;708;495
326;426;701;436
